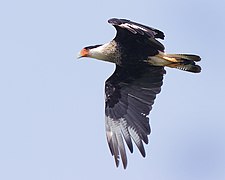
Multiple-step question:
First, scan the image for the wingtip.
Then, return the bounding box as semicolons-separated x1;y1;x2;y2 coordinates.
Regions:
123;162;127;169
108;18;130;25
113;153;128;169
115;155;127;169
114;155;120;168
108;18;119;25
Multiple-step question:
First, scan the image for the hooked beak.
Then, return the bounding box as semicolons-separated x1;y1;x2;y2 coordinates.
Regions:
77;53;82;59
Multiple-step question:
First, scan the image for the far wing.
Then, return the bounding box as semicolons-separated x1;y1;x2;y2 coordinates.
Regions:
108;18;165;51
105;65;165;168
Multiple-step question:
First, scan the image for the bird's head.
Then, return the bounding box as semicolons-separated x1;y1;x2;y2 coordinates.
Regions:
77;45;102;59
78;47;89;58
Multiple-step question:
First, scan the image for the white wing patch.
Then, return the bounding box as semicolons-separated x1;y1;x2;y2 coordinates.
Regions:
120;23;148;34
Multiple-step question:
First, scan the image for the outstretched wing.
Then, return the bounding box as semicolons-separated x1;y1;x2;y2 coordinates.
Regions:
108;18;165;51
105;65;166;168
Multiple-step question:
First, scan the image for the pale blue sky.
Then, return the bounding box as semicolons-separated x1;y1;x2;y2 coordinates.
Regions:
0;0;225;180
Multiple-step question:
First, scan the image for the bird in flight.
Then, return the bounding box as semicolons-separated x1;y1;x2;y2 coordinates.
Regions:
78;18;201;169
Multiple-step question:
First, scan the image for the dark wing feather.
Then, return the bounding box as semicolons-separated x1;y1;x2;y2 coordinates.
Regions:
108;18;165;39
105;65;166;168
108;18;165;51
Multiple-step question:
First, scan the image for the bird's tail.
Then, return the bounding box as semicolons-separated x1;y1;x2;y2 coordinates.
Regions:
155;53;201;73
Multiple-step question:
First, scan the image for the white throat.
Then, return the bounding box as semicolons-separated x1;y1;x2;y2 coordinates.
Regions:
89;41;118;62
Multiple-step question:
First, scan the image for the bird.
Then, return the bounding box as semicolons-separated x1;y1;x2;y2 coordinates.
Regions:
78;18;201;169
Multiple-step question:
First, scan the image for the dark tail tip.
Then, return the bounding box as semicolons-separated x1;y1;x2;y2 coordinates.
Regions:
176;64;201;73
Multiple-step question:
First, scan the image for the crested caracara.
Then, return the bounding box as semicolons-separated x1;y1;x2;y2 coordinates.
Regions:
78;18;201;169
